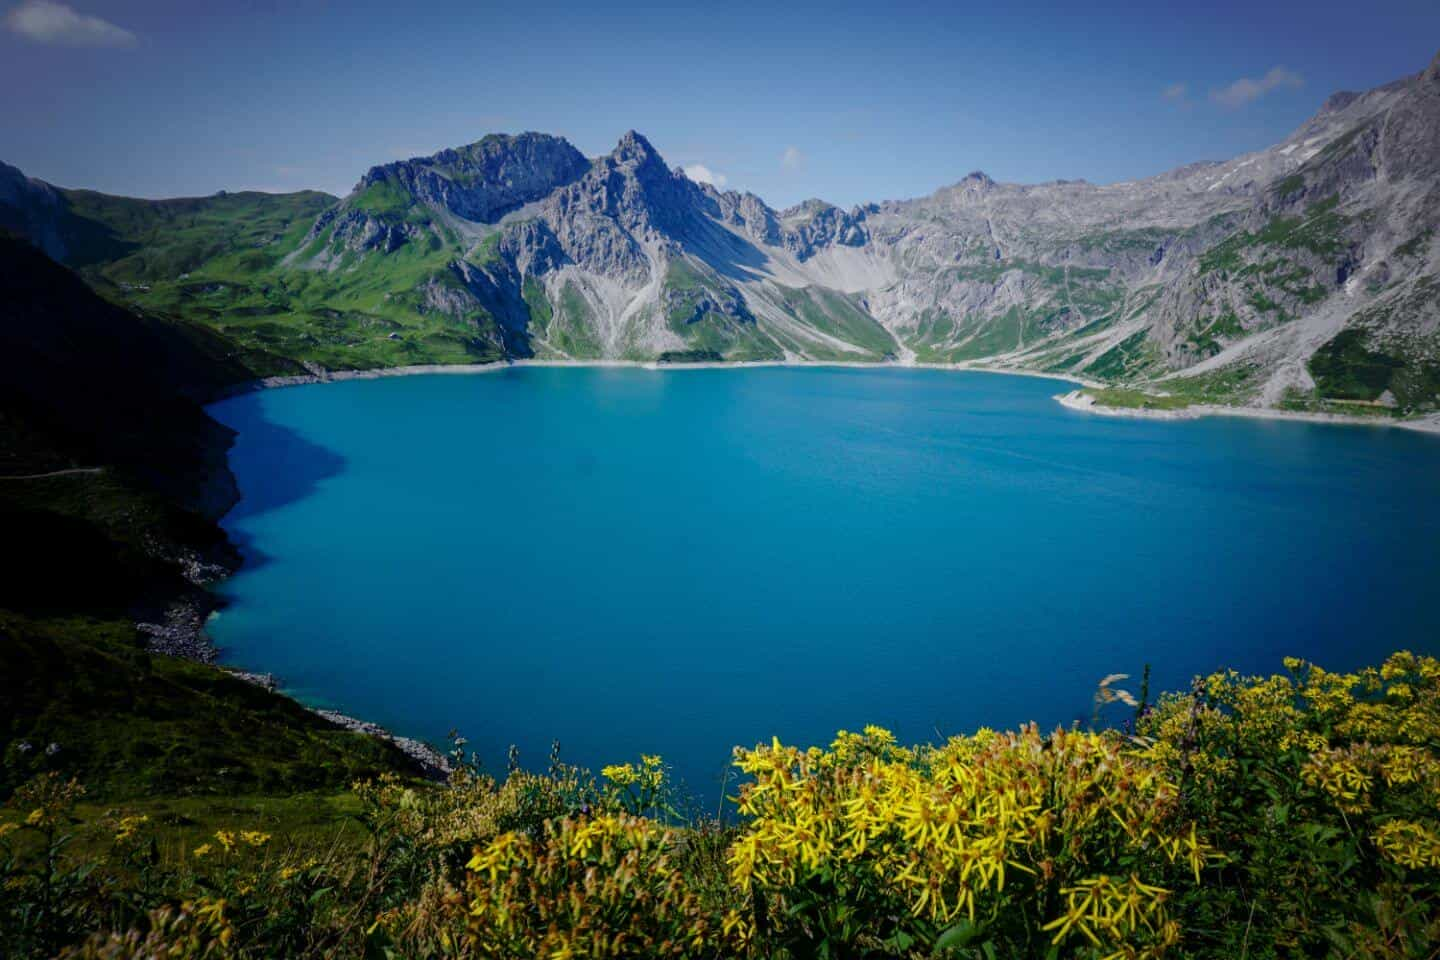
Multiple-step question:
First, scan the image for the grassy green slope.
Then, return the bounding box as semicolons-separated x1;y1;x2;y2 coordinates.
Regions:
0;236;423;802
59;188;336;279
59;188;508;372
661;260;784;361
771;285;897;360
0;613;421;800
907;259;1124;364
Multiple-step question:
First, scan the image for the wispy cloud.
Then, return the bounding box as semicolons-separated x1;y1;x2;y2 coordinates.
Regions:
1210;66;1302;108
1161;82;1188;104
4;0;136;47
781;146;803;171
681;164;727;189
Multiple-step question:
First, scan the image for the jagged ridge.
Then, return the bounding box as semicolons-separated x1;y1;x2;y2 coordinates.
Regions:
3;50;1439;417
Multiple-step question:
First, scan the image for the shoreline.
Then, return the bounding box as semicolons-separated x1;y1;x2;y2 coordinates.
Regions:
220;356;1098;397
223;357;1435;434
1055;389;1440;435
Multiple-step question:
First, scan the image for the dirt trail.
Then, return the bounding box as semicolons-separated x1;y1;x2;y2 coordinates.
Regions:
0;467;104;480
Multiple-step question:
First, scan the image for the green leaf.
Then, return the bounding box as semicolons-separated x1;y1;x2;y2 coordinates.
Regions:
935;919;982;950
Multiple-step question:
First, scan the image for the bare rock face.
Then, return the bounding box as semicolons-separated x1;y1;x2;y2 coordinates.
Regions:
542;131;700;248
357;133;590;224
1379;51;1440;184
0;161;68;260
712;191;781;247
779;200;870;259
326;207;424;254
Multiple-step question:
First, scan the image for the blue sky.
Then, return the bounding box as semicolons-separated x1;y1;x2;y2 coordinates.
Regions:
2;0;1436;208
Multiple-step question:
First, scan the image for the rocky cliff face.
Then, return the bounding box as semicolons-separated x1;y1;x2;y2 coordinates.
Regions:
0;161;69;261
362;133;590;224
6;51;1439;415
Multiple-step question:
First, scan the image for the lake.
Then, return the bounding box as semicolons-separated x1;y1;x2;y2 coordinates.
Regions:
207;366;1440;801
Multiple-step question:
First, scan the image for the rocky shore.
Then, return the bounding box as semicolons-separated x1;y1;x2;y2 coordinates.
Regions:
137;595;451;779
132;518;455;780
138;598;221;662
310;709;452;779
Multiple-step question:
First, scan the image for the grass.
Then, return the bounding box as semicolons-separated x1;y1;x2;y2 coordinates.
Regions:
656;349;724;363
773;285;896;359
128;229;505;370
60;189;335;280
1085;329;1157;380
349;179;417;219
1074;227;1170;254
11;792;369;869
531;281;601;358
1395;229;1433;259
1309;328;1402;401
910;254;1124;364
0;612;423;801
1272;173;1305;198
659;261;785;361
1198;196;1350;278
521;276;552;339
1180;312;1247;358
1081;387;1191;411
1276;388;1401;418
1254;195;1348;258
466;231;502;267
1156;364;1264;405
56;185;511;372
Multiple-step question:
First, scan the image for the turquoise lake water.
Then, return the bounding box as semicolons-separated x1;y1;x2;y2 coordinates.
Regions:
208;367;1440;800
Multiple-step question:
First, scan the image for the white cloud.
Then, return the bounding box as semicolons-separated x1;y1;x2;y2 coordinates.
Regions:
4;0;136;46
1210;66;1302;108
681;164;727;189
781;146;803;171
1161;82;1188;103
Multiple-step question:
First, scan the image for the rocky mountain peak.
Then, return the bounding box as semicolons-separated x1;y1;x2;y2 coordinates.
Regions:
348;132;588;224
780;198;837;220
611;130;664;167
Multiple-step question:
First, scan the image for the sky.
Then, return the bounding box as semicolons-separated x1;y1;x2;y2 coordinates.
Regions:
1;0;1437;209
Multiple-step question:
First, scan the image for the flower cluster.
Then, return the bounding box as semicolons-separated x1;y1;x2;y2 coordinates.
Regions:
728;723;1209;957
601;753;676;818
1140;650;1440;954
458;814;738;958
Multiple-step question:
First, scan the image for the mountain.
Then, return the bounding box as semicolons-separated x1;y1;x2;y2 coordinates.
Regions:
3;50;1438;417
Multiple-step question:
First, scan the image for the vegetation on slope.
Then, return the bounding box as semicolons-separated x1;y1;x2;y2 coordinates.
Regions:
0;233;424;848
44;186;509;372
3;653;1438;958
58;188;335;280
0;613;419;802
